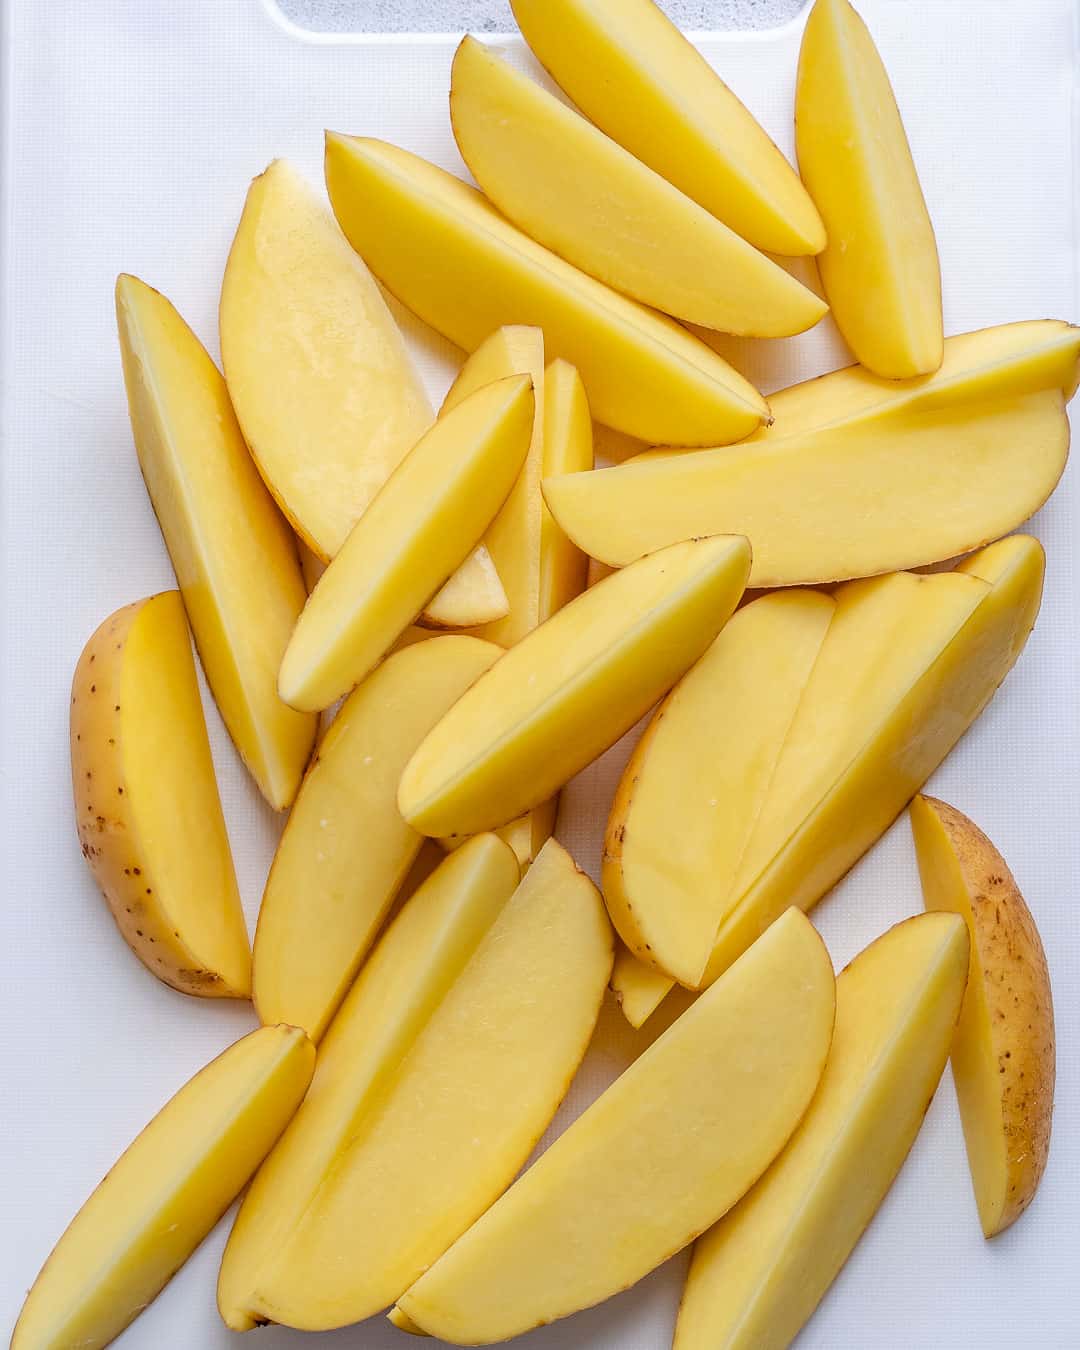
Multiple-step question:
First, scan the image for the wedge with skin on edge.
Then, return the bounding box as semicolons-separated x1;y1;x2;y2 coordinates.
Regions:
398;908;834;1344
611;943;678;1030
796;0;942;377
701;536;1045;985
244;840;613;1331
509;0;824;256
71;593;250;998
13;1026;314;1350
115;275;315;810
278;374;534;712
674;913;969;1350
398;535;751;839
254;635;501;1042
324;134;768;447
450;38;825;335
218;834;521;1332
604;590;835;988
911;796;1055;1237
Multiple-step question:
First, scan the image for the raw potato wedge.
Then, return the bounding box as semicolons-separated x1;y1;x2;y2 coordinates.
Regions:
253;635;501;1041
420;547;508;630
675;913;969;1350
796;0;943;377
244;840;613;1331
115;275;315;810
219;835;521;1331
450;38;826;335
71;593;251;998
701;535;1045;985
911;796;1055;1237
12;1026;314;1350
398;535;751;838
543;322;1078;584
323;133;768;446
604;590;835;987
510;0;824;256
611;943;682;1030
397;909;834;1344
278;375;534;712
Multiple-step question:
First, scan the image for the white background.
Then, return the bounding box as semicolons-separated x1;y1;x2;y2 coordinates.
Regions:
1;1;1078;1346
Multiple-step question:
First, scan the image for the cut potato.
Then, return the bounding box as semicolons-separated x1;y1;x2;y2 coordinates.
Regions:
420;546;508;630
398;535;751;838
219;835;521;1331
611;942;681;1030
253;635;501;1041
244;840;612;1331
911;796;1055;1237
219;159;433;560
278;374;534;712
71;593;250;998
115;275;315;810
701;536;1044;985
796;0;942;377
510;0;825;256
675;913;969;1350
12;1026;313;1350
542;322;1077;585
605;590;835;987
323;133;768;446
450;38;826;335
397;908;834;1344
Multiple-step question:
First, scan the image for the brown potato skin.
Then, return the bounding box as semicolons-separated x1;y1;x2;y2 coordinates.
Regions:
920;796;1055;1234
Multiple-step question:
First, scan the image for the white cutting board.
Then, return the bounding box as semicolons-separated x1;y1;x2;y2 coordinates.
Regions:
1;1;1078;1345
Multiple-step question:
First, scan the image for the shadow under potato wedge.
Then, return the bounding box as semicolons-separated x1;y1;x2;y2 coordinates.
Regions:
397;908;834;1344
543;320;1079;587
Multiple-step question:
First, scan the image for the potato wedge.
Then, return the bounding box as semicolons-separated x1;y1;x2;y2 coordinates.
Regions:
115;275;315;809
701;535;1044;986
450;38;825;335
278;374;534;712
397;908;834;1344
219;835;521;1331
611;942;685;1030
253;635;501;1041
398;535;751;838
796;0;942;377
604;590;834;987
542;323;1077;585
323;134;768;446
675;913;968;1350
911;796;1055;1236
243;840;612;1331
71;593;250;998
509;0;825;256
13;1026;313;1350
420;546;508;630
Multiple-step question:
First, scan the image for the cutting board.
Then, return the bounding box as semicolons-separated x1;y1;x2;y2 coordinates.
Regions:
2;1;1078;1345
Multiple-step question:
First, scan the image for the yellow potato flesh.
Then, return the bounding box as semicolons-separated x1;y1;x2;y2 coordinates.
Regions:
278;375;534;712
71;593;251;999
450;38;825;336
675;912;969;1350
796;0;942;377
218;835;520;1332
253;635;501;1041
419;546;508;630
219;159;433;560
398;908;834;1344
12;1026;313;1350
249;840;613;1331
604;591;834;987
323;134;767;446
509;0;824;256
911;796;1055;1237
704;536;1044;984
398;535;751;838
115;275;315;810
610;942;680;1029
543;389;1068;585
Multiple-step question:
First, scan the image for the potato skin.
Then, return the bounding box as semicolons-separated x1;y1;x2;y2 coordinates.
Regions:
917;796;1055;1235
70;596;248;997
